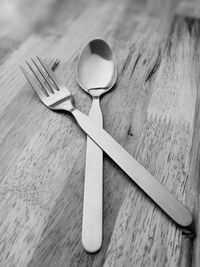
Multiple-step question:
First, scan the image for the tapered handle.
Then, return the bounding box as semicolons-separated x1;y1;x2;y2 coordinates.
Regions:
82;98;103;253
71;108;193;227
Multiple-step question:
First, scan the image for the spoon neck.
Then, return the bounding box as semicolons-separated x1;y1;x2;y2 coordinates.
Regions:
89;96;103;124
91;97;101;111
92;96;100;102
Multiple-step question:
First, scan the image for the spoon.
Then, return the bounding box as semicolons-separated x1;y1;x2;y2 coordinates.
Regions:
77;38;117;252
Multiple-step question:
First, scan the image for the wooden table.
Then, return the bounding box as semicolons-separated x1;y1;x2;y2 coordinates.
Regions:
0;0;200;266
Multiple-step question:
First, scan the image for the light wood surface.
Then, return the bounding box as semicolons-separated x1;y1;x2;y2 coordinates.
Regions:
0;0;200;266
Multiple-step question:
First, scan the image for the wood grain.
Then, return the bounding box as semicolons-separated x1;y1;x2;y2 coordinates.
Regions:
0;0;200;266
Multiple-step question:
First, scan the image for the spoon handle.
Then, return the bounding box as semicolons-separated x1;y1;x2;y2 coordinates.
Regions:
71;108;193;228
82;98;103;253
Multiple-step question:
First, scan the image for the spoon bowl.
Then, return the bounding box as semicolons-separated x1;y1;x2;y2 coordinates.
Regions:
76;38;117;97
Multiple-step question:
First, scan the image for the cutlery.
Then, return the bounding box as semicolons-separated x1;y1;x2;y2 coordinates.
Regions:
20;57;193;234
76;38;117;252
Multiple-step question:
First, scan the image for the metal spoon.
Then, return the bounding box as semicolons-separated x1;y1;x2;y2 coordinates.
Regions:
77;38;117;253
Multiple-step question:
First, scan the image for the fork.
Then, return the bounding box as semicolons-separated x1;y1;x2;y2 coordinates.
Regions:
21;57;193;231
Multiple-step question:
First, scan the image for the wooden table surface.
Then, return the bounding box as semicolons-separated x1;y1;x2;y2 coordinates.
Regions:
1;0;200;266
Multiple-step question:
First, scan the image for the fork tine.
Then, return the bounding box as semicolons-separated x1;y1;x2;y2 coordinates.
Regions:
25;61;49;97
20;65;48;99
36;56;60;91
31;58;55;94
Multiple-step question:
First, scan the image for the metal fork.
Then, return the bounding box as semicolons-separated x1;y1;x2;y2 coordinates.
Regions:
21;57;193;232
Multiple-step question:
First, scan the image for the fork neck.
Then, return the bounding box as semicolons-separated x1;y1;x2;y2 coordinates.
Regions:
53;98;75;112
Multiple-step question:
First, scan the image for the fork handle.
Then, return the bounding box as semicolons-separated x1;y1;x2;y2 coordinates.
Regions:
71;108;193;228
82;98;103;253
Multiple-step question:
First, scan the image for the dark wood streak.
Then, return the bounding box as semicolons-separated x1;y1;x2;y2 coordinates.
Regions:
51;59;60;71
121;49;135;73
130;53;141;79
145;48;161;82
